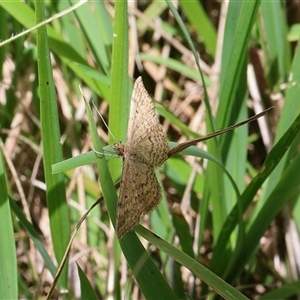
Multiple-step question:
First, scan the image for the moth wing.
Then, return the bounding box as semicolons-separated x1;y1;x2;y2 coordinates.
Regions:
116;158;162;239
127;77;161;144
134;124;169;166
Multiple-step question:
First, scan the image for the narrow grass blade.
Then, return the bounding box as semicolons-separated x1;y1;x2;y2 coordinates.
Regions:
35;0;70;287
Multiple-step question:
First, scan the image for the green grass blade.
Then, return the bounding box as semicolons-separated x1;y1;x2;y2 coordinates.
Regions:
179;0;217;57
35;1;70;287
78;264;98;300
140;53;211;83
259;1;291;86
260;36;300;203
0;151;18;299
9;198;57;277
137;226;250;300
217;1;261;128
260;280;300;300
69;0;111;75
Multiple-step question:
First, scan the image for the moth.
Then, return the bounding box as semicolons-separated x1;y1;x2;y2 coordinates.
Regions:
114;77;271;238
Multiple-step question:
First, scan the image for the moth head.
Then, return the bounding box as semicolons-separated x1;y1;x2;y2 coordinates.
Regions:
113;141;125;156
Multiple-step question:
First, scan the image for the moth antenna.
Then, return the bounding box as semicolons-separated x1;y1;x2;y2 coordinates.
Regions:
92;101;118;143
79;85;118;143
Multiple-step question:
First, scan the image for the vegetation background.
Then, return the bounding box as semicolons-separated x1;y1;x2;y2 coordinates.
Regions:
0;1;300;299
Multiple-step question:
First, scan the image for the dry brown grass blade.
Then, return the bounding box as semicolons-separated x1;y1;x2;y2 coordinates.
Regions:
45;196;101;299
168;107;273;157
